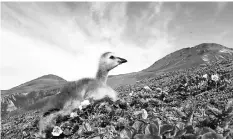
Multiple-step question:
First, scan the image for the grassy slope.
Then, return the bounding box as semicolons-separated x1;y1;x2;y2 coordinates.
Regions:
1;74;67;96
108;43;233;88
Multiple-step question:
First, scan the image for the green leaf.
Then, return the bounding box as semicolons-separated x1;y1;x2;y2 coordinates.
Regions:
134;134;161;139
185;125;195;134
160;124;174;135
225;99;233;111
186;109;194;125
173;107;186;118
175;128;186;137
152;118;160;131
202;132;224;139
132;121;146;134
225;106;233;115
127;126;137;138
84;122;92;131
120;128;132;139
207;105;222;116
197;127;216;136
145;123;159;136
177;122;185;130
181;134;197;139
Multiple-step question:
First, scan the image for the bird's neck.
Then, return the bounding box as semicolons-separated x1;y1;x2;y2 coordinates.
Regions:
96;67;108;84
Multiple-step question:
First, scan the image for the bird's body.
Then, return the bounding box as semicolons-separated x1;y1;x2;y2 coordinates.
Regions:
43;78;95;113
40;51;127;117
37;52;127;138
43;77;117;114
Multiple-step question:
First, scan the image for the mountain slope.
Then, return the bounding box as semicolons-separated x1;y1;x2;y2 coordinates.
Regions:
108;43;233;87
1;74;67;96
144;43;233;72
1;74;67;117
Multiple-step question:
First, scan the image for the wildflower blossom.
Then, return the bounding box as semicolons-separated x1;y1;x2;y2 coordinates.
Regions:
70;112;78;118
78;105;83;110
141;109;148;119
22;131;27;137
81;100;90;106
52;126;63;136
211;74;219;82
144;86;152;91
203;74;208;79
129;91;134;96
79;100;91;110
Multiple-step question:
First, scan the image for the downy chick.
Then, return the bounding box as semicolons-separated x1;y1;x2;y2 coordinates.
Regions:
43;52;127;114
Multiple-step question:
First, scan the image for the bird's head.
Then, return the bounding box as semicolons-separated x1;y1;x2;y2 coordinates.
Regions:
99;52;127;72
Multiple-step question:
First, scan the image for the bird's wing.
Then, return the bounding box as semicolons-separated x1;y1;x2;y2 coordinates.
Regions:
42;78;94;116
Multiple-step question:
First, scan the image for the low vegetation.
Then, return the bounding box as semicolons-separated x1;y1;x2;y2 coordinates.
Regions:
1;59;233;139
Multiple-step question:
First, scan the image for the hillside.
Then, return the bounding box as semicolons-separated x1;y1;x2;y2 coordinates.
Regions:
1;74;67;96
144;43;233;72
108;43;233;87
2;46;233;139
1;74;67;117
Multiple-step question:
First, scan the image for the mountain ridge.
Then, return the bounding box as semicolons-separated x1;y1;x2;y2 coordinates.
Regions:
107;43;233;87
1;74;67;96
143;43;233;72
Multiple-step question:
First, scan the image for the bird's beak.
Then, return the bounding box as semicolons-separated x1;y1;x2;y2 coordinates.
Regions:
117;57;127;64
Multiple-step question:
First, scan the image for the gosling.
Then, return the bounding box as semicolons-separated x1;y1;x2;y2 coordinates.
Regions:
42;52;127;115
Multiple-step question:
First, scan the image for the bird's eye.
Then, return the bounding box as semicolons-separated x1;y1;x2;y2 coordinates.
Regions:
109;56;115;59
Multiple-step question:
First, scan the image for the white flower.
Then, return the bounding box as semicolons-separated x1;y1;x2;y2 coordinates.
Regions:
81;100;90;106
129;91;134;96
203;74;208;79
52;126;63;136
141;109;148;119
70;112;78;118
79;99;90;110
78;105;83;110
211;74;219;82
144;86;152;91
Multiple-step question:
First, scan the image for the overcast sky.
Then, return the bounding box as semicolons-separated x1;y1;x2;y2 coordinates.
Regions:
1;2;233;90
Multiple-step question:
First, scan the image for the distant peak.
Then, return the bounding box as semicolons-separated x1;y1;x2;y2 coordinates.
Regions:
143;43;232;73
40;74;59;78
38;74;65;81
194;43;225;49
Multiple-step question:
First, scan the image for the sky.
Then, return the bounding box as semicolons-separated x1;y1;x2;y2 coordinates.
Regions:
1;2;233;90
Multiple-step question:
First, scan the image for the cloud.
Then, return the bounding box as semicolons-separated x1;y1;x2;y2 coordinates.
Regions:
1;2;179;89
1;2;175;49
215;31;230;42
123;2;177;48
215;2;227;16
